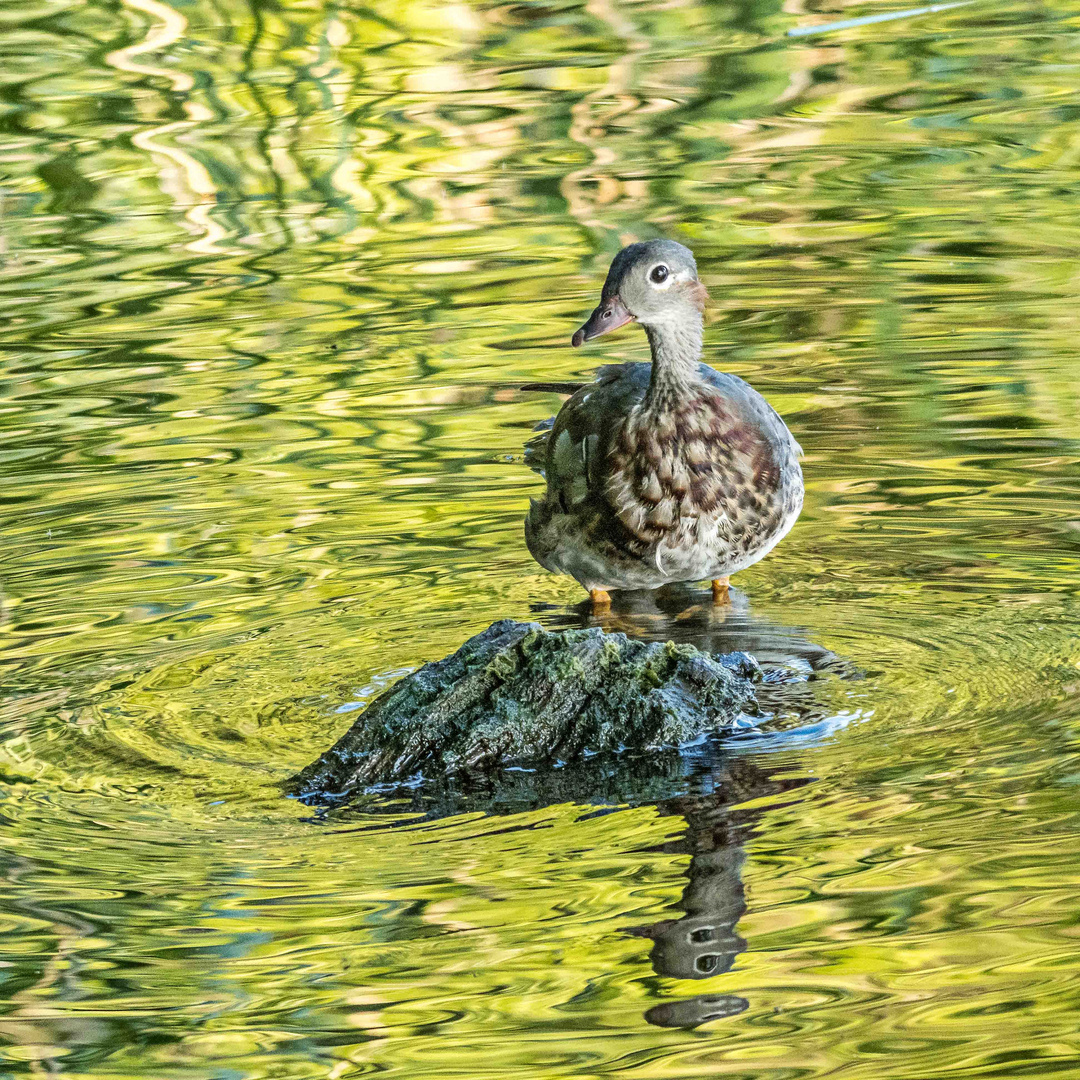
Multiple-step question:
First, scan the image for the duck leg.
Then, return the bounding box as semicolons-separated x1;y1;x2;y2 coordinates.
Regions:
711;577;730;604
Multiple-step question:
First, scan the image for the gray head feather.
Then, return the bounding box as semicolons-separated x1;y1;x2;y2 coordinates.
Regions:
602;240;698;299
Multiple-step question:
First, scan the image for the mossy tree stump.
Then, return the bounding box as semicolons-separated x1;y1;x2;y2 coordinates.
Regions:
291;620;760;803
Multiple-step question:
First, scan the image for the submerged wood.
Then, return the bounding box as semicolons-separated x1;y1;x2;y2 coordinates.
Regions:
290;619;760;802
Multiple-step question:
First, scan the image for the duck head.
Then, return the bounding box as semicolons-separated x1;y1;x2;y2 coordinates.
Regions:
572;239;708;347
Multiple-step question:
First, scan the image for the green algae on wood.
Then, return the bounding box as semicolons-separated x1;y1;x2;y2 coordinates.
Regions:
290;620;760;801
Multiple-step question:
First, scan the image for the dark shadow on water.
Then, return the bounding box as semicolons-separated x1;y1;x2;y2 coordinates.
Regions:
535;580;848;667
536;582;862;740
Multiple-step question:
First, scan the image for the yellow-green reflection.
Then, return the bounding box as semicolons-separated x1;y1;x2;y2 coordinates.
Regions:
0;0;1079;1075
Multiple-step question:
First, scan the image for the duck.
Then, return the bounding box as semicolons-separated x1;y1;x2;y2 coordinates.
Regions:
524;239;803;607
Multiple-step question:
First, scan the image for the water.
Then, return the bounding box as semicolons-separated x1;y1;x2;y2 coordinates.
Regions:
1;0;1080;1074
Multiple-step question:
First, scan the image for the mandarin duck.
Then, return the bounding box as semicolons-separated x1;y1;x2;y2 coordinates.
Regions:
524;239;803;606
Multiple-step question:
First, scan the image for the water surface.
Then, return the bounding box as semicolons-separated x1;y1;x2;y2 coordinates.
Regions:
1;0;1080;1075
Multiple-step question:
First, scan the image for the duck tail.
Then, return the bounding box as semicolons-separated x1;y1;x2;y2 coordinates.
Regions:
519;381;584;394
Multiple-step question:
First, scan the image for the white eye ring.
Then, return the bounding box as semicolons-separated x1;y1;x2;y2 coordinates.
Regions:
649;264;670;285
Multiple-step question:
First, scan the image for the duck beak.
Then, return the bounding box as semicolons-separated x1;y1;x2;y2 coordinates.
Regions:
571;297;634;347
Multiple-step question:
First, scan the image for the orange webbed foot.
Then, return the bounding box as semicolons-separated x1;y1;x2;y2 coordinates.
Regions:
589;587;612;611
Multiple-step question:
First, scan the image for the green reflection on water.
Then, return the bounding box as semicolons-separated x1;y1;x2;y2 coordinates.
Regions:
1;0;1080;1075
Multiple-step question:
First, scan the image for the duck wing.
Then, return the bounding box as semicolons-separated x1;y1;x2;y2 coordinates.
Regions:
537;363;652;509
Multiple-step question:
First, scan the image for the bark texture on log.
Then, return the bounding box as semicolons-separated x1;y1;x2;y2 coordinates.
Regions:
290;619;760;802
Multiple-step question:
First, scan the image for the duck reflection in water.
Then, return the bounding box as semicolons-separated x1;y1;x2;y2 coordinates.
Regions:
627;757;809;1029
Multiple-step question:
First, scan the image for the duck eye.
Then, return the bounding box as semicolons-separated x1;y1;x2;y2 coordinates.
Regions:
649;264;669;284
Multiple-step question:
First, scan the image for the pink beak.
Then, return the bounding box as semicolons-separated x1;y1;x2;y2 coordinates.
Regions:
571;297;634;347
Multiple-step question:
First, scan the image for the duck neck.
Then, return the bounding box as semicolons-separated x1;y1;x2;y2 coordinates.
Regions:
644;314;704;409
